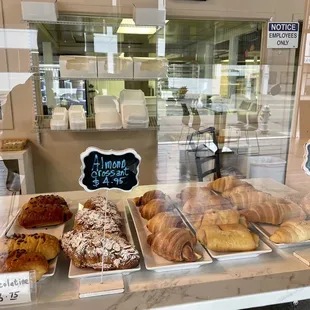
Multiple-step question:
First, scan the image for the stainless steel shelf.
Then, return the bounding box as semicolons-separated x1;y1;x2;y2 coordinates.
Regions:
34;115;159;132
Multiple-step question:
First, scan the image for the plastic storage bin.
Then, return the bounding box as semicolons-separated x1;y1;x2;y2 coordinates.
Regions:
248;156;286;184
119;89;146;105
68;105;86;130
50;107;68;130
95;111;122;130
133;57;168;79
121;104;149;129
60;56;97;78
94;96;120;113
97;56;133;79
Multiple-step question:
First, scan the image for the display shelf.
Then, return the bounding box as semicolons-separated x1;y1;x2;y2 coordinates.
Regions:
34;115;158;132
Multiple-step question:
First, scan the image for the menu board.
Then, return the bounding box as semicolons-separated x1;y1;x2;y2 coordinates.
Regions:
79;147;141;192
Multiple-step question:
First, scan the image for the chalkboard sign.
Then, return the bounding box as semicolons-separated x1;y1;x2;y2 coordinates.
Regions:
79;147;141;192
302;141;310;176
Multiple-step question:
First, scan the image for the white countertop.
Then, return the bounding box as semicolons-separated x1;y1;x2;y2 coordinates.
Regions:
2;179;310;310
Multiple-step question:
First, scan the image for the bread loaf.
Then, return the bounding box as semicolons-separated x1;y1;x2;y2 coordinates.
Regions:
240;201;306;225
147;212;185;233
18;195;72;228
197;224;259;252
140;199;174;220
0;233;60;261
0;250;48;281
61;230;140;270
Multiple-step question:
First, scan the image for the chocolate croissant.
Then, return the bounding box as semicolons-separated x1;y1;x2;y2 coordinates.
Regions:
140;199;174;220
147;228;202;262
147;212;185;234
134;190;166;206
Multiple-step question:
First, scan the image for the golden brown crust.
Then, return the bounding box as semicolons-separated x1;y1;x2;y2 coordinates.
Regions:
206;176;245;193
1;233;60;261
140;199;173;220
200;209;241;226
300;193;310;217
0;250;48;281
197;224;259;252
177;187;212;204
134;190;166;207
147;212;185;234
222;184;256;198
147;228;201;262
18;195;72;228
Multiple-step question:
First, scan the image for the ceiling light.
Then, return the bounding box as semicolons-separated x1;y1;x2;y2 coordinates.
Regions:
117;19;157;35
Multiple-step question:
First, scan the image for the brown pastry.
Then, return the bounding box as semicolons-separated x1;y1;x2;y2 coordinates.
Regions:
222;183;256;198
183;195;233;214
140;199;174;220
200;209;241;226
240;201;306;225
147;228;202;262
197;224;259;252
147;212;185;233
74;208;123;236
61;230;140;270
134;190;166;207
270;219;310;244
0;233;60;261
0;250;48;281
18;195;72;228
84;196;119;214
229;191;273;210
177;186;212;204
300;193;310;218
206;176;245;193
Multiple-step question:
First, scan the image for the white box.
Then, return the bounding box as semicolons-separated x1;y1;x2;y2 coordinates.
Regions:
60;56;97;78
121;104;149;129
94;96;119;113
97;57;133;79
50;107;68;130
21;1;58;22
95;111;122;130
69;105;86;130
119;89;146;105
133;7;166;27
133;57;168;79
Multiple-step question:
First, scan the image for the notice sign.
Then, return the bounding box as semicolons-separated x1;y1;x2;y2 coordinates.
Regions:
0;272;32;305
79;147;141;192
267;22;299;49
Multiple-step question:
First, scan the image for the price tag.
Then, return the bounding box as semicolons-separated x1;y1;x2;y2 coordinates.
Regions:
0;272;32;305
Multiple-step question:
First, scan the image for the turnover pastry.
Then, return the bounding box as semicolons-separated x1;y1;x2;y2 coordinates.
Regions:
177;186;212;204
140;199;174;220
147;228;202;262
240;201;306;225
134;190;166;207
0;233;60;261
74;208;123;235
183;195;232;214
197;224;259;252
0;250;48;281
18;195;72;228
61;230;140;270
147;212;185;234
270;219;310;244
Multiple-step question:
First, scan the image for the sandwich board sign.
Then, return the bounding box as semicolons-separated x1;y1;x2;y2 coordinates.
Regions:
79;147;141;192
267;22;299;49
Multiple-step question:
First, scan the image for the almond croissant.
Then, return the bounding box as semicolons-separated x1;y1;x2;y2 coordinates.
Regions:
147;228;202;262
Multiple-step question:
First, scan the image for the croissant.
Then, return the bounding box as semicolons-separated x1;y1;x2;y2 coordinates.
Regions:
134;190;166;206
183;195;233;214
300;193;310;218
147;212;185;233
200;209;241;226
197;224;259;252
240;202;306;225
206;176;245;193
177;187;212;203
229;191;273;210
222;184;256;199
147;228;202;262
140;199;173;220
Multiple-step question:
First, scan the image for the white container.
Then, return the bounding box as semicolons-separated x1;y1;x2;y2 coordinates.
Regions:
94;96;120;113
50;107;68;130
60;56;97;78
97;56;133;79
133;57;168;79
121;104;149;129
95;111;122;130
119;89;146;105
248;156;286;184
69;105;86;130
